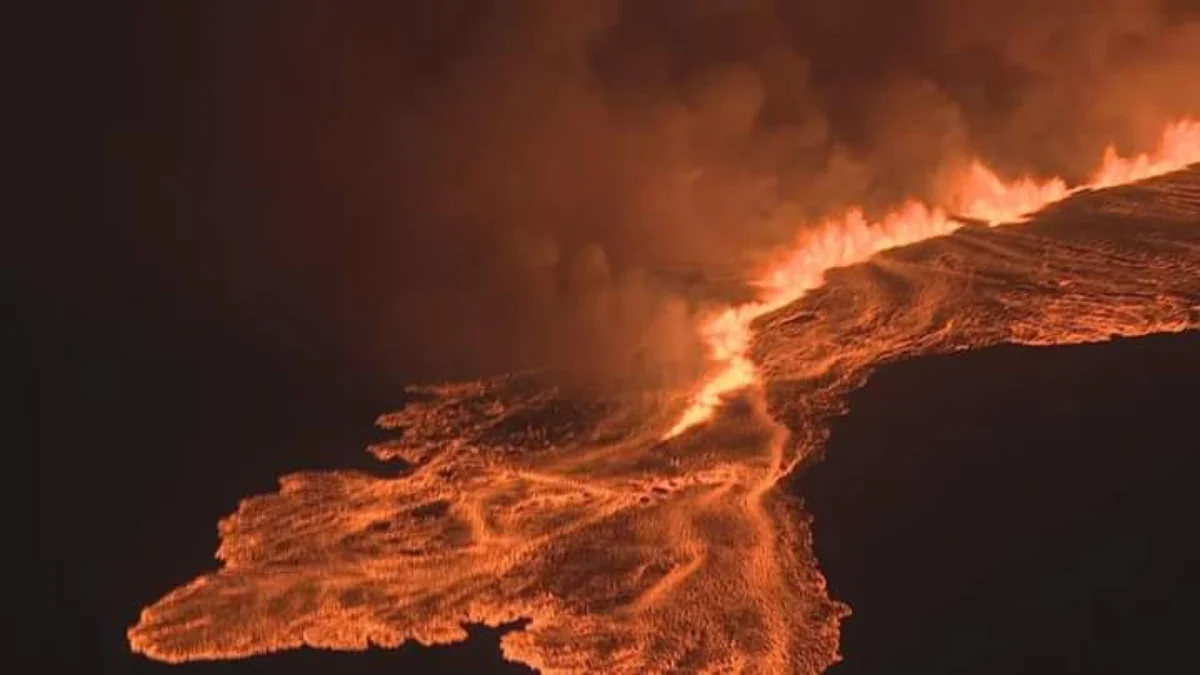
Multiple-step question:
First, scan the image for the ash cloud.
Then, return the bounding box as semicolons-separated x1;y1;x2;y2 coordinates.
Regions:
184;0;1200;388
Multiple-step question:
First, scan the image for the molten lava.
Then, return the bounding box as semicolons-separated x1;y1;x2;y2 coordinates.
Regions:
127;120;1200;675
666;119;1200;439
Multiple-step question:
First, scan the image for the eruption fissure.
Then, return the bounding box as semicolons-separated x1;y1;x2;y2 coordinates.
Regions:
665;118;1200;439
127;120;1200;673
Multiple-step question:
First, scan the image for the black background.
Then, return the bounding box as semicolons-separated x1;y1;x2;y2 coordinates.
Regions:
795;333;1200;674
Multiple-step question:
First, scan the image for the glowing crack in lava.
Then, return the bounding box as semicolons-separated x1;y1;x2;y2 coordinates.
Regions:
129;122;1200;673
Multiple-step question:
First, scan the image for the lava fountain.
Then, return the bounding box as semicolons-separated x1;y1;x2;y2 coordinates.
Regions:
665;119;1200;439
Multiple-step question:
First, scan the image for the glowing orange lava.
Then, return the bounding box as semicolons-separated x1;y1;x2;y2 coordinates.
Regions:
126;117;1200;675
666;118;1200;438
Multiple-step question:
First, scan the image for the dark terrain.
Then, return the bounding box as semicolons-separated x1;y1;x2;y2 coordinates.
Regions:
795;331;1199;674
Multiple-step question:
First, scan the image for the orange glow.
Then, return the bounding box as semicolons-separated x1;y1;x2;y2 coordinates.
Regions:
665;118;1200;438
1090;120;1200;189
126;117;1200;675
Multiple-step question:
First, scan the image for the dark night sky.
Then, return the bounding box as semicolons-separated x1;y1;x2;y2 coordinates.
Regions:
17;3;1200;673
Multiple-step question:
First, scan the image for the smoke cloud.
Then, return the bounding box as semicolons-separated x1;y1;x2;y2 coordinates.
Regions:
181;0;1200;388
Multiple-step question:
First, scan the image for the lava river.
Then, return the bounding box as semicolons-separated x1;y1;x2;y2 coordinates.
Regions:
129;163;1200;671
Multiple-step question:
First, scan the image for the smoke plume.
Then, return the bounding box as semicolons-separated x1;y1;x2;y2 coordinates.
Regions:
182;0;1200;387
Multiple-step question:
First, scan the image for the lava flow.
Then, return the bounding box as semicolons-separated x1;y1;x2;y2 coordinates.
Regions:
128;122;1200;674
665;119;1200;439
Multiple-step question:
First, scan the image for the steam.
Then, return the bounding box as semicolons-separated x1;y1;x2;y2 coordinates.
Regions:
197;0;1200;386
